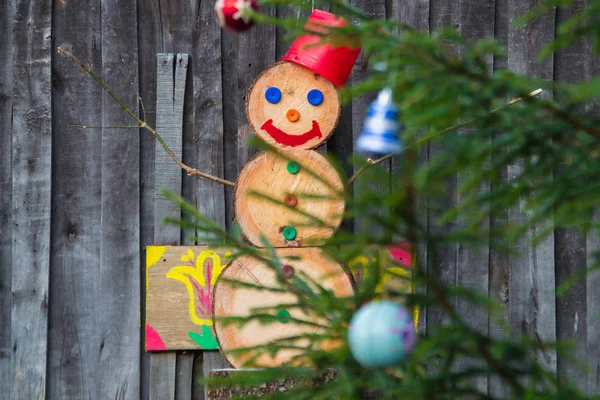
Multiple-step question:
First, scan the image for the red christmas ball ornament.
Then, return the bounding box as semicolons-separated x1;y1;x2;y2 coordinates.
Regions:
214;0;259;32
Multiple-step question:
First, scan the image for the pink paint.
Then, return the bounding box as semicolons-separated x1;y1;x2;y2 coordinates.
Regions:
146;324;167;351
190;279;211;316
387;243;412;267
187;261;214;317
261;119;322;147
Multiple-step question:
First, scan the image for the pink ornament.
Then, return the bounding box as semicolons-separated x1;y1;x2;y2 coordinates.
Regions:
214;0;259;32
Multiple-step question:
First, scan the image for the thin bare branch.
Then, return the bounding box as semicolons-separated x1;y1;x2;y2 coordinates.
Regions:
348;88;544;184
57;47;236;188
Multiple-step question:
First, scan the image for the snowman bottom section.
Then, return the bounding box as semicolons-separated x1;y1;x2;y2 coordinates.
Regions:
213;247;354;368
234;149;345;248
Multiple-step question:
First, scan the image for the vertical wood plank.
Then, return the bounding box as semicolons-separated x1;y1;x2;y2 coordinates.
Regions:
587;222;600;395
48;0;103;398
150;355;176;400
554;1;591;390
327;4;355;195
275;0;315;59
351;0;388;237
0;0;13;395
137;2;198;398
587;40;600;397
454;0;495;393
236;5;277;169
221;30;240;231
149;53;182;400
426;0;460;333
100;0;140;398
175;52;196;400
193;1;231;396
507;0;557;379
391;0;430;335
10;1;52;398
488;0;510;396
154;53;185;244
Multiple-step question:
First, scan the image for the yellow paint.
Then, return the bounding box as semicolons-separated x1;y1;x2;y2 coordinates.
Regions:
348;255;410;294
167;249;226;326
349;250;419;330
147;246;168;268
146;246;167;292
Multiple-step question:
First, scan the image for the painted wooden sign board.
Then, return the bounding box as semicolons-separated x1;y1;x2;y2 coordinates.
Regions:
145;243;413;352
146;245;233;351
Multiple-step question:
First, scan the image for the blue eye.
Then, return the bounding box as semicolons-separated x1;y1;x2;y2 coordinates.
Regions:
307;89;323;106
265;87;281;104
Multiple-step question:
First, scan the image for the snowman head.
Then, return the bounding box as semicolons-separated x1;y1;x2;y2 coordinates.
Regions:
246;10;361;150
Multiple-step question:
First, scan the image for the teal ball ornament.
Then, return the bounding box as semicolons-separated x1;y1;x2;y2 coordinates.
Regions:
348;301;416;368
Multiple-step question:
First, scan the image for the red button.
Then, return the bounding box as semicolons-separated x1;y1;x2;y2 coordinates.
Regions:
284;194;297;207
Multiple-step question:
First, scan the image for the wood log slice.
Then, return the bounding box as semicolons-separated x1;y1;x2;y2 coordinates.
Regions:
213;248;354;368
234;149;345;247
207;369;337;399
246;61;341;150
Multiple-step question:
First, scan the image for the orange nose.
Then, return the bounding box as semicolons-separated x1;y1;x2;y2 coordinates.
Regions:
286;109;300;122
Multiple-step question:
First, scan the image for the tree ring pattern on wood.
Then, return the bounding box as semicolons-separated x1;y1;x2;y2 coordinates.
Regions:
234;149;345;247
246;61;341;150
213;248;354;368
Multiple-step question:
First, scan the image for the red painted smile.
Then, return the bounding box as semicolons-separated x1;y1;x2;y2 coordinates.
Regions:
261;119;322;147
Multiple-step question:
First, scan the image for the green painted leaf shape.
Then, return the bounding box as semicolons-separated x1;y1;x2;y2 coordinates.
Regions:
188;325;218;349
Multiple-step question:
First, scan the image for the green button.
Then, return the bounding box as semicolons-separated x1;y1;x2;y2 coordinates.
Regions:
286;161;300;174
277;309;291;323
282;226;297;240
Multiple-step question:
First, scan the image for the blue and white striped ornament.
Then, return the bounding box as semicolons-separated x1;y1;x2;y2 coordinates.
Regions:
355;87;403;155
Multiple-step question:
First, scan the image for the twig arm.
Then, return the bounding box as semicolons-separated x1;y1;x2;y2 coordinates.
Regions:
57;47;236;188
348;88;544;185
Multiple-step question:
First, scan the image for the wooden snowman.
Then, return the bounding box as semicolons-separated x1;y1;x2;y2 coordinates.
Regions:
213;10;361;368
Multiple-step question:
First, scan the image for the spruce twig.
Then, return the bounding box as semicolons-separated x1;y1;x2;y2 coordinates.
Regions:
348;88;543;184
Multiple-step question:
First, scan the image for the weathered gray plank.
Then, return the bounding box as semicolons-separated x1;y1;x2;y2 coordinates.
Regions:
149;53;187;400
155;53;186;244
0;0;13;395
586;222;600;395
221;29;240;232
426;0;459;333
174;53;196;400
137;3;198;398
150;354;176;400
99;0;140;398
507;0;557;378
10;1;52;398
588;36;600;397
48;0;103;398
554;1;591;391
351;0;388;237
275;0;315;59
194;4;226;244
454;0;495;393
236;5;277;169
175;353;194;399
192;353;205;400
193;1;231;394
390;0;430;336
488;0;510;396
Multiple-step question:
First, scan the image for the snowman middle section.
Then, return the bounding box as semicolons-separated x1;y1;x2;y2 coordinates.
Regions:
235;149;345;247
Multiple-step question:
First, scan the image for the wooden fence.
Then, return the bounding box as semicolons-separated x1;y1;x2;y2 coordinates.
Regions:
0;0;599;398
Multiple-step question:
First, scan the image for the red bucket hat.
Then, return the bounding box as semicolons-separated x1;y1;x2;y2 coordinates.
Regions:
281;9;361;87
